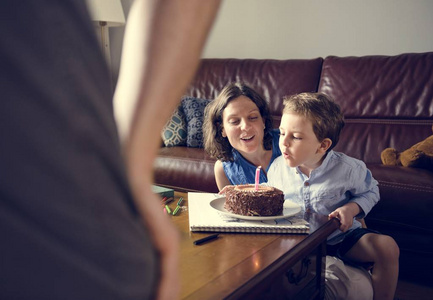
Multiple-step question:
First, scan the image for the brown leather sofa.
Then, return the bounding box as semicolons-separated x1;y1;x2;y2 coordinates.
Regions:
154;52;433;285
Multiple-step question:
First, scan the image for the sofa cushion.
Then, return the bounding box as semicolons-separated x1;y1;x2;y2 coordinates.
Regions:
365;164;433;283
161;106;187;147
181;96;212;148
319;53;433;165
318;52;433;119
154;146;218;192
366;165;433;230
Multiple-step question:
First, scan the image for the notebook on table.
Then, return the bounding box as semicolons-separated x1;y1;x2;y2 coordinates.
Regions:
188;192;309;234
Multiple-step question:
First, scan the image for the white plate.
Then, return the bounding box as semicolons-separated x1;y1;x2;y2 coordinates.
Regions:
209;197;301;221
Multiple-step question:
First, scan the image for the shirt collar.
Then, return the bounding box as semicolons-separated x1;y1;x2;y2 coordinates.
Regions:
308;150;335;178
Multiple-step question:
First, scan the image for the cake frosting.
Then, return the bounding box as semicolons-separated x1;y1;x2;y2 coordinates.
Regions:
224;184;284;216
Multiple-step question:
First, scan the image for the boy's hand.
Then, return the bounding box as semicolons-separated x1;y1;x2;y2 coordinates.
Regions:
329;203;361;232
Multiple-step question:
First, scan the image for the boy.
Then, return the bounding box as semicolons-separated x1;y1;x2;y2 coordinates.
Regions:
267;92;399;300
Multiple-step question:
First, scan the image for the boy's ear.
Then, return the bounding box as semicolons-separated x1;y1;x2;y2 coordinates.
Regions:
320;138;332;152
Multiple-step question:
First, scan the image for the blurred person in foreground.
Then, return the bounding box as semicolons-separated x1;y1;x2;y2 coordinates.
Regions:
0;0;220;299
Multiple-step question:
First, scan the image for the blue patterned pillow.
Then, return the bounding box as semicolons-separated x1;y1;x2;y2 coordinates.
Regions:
161;106;187;147
181;96;212;148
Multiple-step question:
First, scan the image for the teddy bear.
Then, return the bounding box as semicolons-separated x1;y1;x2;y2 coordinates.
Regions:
380;125;433;171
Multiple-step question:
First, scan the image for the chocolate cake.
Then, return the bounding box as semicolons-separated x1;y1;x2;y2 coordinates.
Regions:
224;184;284;216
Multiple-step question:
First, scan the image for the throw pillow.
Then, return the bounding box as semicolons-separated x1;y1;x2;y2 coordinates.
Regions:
161;106;187;147
181;96;212;148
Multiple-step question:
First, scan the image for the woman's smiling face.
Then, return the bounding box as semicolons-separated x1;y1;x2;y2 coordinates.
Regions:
221;96;265;155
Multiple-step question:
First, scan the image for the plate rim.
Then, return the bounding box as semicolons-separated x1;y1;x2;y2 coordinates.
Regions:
209;196;301;221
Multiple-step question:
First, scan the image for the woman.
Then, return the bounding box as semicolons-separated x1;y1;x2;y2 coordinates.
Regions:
203;82;281;190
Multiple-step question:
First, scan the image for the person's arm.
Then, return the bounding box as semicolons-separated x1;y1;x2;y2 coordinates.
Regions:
347;166;380;220
114;1;221;299
329;162;379;232
214;160;231;191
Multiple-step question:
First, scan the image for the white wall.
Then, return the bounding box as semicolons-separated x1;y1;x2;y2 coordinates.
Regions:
110;0;433;79
201;0;433;59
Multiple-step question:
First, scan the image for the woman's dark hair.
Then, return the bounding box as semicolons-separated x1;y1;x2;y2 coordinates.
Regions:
203;82;274;161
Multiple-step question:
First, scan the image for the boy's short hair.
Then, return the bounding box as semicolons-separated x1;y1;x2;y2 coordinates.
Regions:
282;92;345;151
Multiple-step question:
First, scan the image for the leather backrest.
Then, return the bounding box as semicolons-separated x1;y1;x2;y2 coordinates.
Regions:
319;52;433;119
318;52;433;163
183;54;433;164
185;58;323;126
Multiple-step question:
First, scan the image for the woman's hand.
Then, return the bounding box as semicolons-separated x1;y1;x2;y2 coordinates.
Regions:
218;185;230;195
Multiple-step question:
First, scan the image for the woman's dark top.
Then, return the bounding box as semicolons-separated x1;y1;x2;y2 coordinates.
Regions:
223;129;282;185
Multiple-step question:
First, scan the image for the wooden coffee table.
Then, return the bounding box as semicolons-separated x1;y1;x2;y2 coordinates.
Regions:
169;192;339;300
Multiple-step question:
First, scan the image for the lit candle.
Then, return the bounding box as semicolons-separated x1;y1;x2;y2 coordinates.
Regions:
255;166;262;191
